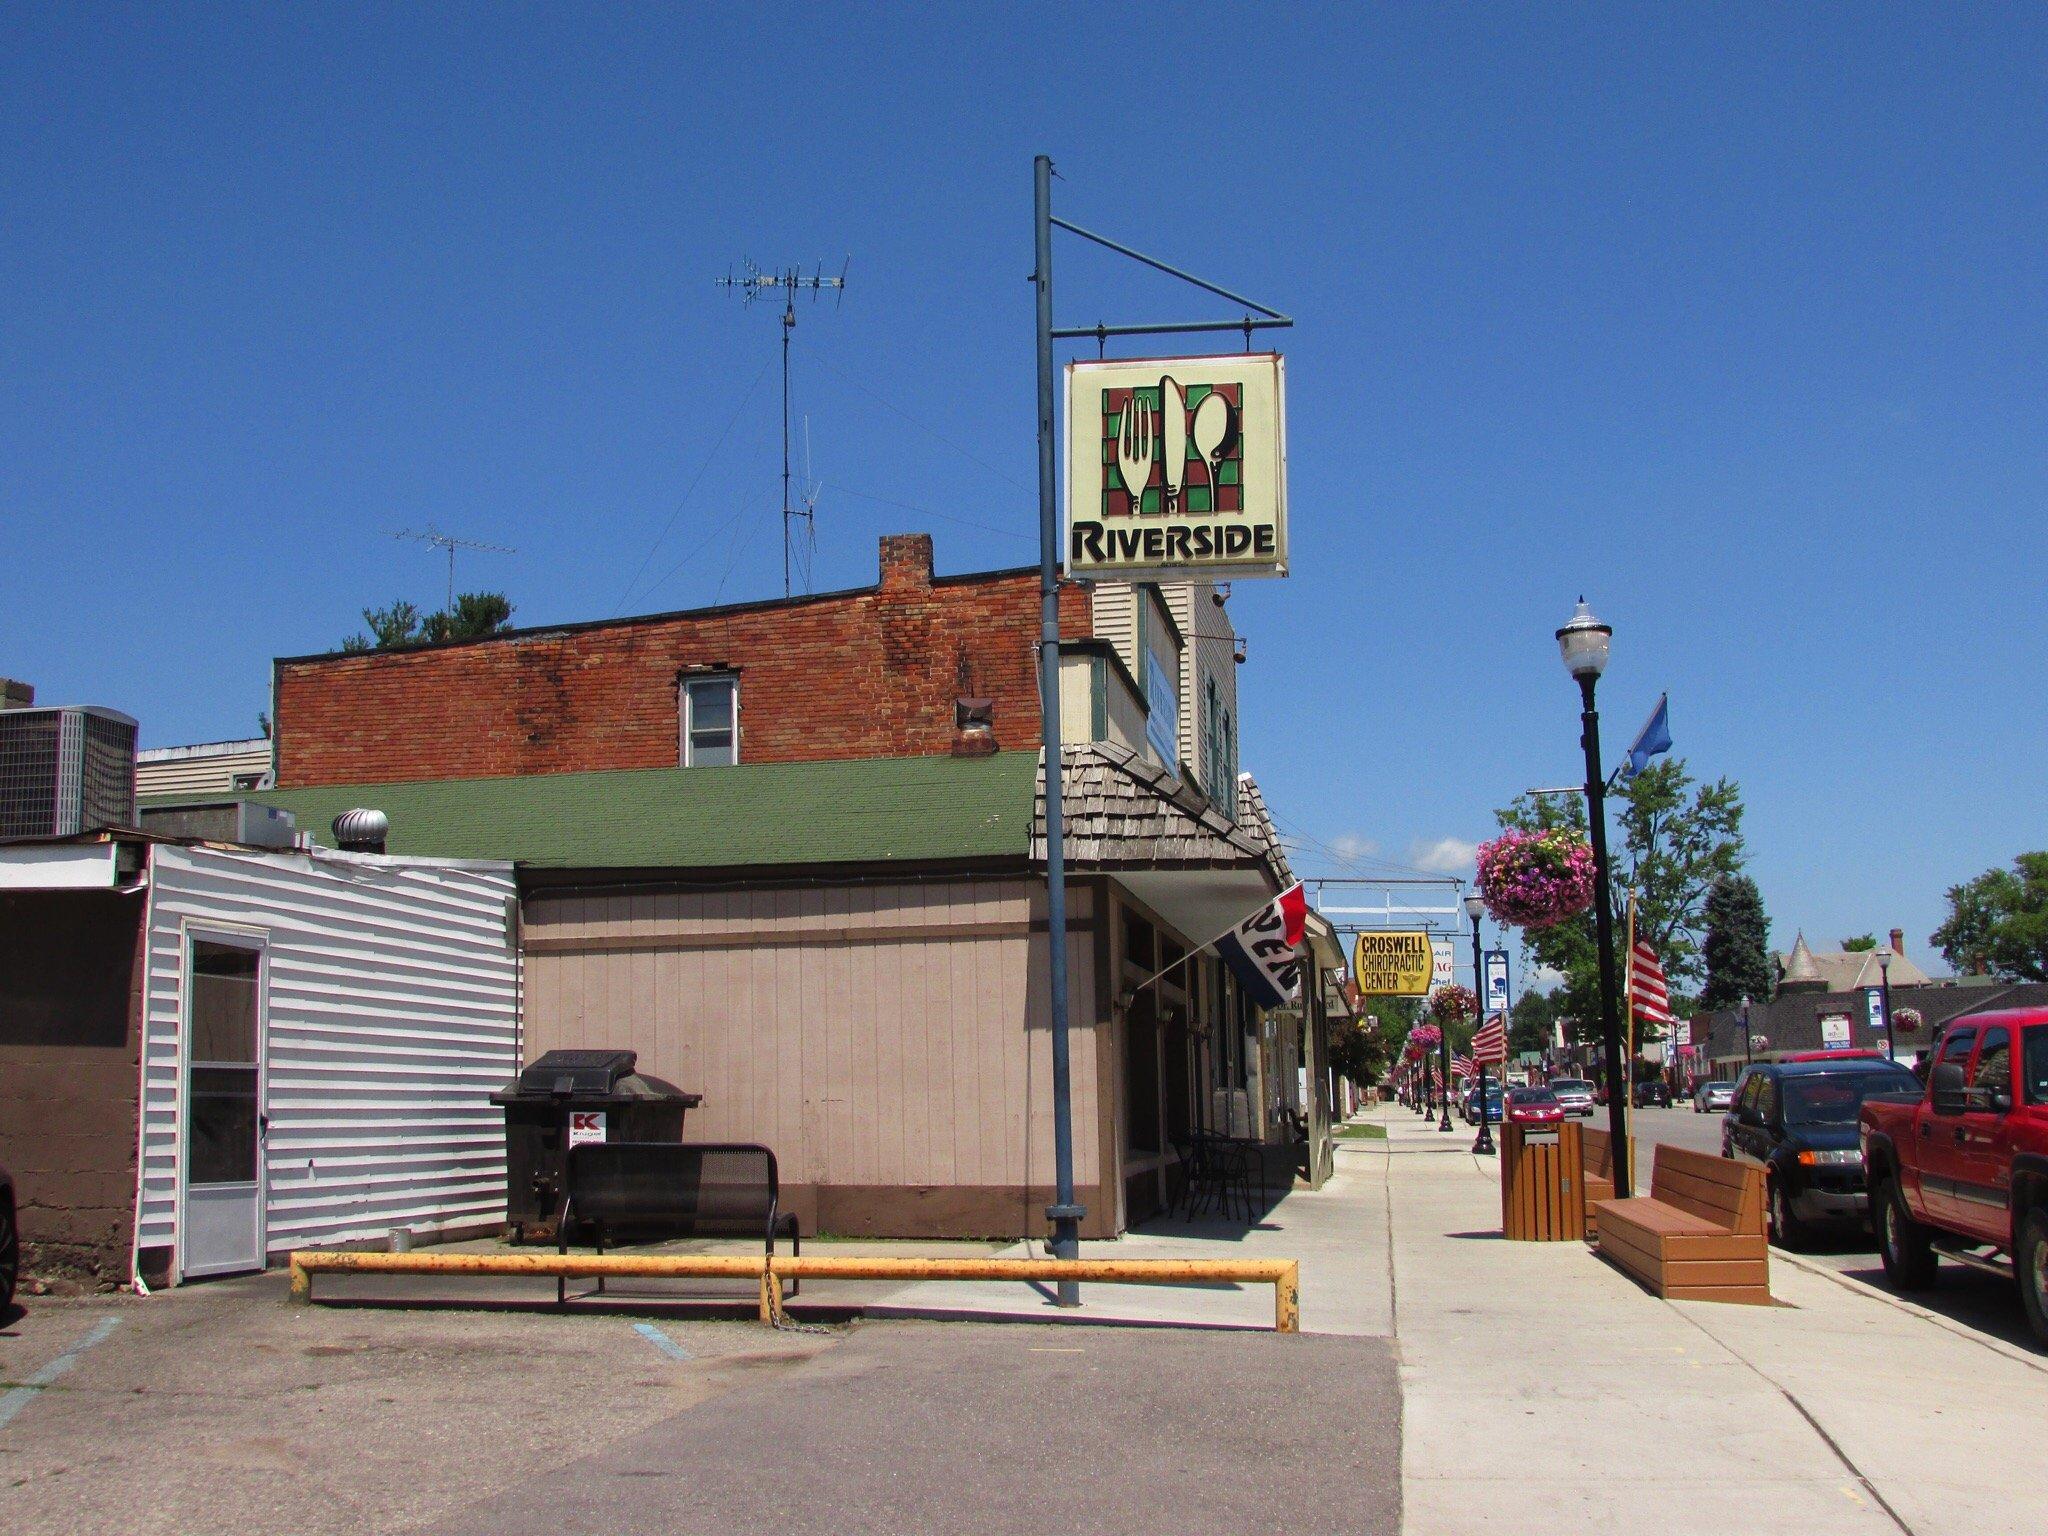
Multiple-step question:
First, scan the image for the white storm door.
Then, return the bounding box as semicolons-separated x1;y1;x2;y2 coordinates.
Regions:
181;935;266;1277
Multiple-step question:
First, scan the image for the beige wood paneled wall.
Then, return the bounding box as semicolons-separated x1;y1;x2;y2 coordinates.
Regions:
522;878;1101;1192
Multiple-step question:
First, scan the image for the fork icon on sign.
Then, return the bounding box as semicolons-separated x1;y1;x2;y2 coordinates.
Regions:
1117;395;1155;514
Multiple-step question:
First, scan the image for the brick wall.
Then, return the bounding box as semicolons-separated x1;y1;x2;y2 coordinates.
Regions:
277;535;1092;787
0;889;145;1289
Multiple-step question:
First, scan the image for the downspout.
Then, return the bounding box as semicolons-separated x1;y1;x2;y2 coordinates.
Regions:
125;848;156;1293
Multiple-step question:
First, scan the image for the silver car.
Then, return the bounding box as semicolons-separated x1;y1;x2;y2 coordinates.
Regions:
1693;1080;1735;1114
1549;1078;1596;1117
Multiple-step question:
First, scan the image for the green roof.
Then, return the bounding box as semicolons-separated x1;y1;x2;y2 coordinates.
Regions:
143;754;1039;870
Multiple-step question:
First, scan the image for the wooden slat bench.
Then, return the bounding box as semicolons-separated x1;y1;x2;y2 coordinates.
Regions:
1591;1145;1769;1305
1579;1127;1626;1240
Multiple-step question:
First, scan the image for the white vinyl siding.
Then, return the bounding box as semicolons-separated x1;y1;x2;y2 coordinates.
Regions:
137;844;519;1278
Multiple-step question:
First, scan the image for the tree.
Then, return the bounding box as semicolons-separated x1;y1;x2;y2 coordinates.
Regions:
341;592;514;652
1931;854;2048;980
1494;758;1746;1041
1840;934;1876;952
1700;874;1774;1011
1509;988;1556;1055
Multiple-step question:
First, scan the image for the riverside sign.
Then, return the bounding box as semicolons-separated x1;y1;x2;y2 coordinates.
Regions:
1352;930;1435;998
1065;353;1289;581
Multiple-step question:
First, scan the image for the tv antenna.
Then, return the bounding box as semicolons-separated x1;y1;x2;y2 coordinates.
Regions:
391;527;517;608
716;257;848;597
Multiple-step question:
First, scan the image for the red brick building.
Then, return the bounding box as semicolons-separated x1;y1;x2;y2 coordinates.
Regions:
272;534;1092;788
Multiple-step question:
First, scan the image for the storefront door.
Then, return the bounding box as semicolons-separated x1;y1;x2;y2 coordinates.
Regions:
181;935;266;1277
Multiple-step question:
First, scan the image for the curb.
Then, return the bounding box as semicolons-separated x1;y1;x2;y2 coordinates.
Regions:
1771;1248;2048;1374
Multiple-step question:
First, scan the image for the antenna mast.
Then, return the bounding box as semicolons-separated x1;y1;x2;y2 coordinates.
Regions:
716;258;848;597
392;527;518;608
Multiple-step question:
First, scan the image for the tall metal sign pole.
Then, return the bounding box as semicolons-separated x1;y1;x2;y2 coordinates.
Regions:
1030;154;1292;1304
1033;157;1084;1299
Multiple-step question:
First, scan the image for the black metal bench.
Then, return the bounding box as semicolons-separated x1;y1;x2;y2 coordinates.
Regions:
557;1142;800;1306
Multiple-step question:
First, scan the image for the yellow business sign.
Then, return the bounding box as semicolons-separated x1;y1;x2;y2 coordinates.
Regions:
1352;931;1435;997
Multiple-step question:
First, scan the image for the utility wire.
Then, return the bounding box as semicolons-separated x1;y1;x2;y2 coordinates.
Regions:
614;357;773;614
810;351;1031;493
831;484;1034;542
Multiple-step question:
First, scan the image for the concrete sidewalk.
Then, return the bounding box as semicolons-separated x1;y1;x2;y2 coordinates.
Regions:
1363;1104;2046;1536
854;1161;1391;1335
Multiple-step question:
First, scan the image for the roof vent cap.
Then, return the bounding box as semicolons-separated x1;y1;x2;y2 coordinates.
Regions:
333;807;389;854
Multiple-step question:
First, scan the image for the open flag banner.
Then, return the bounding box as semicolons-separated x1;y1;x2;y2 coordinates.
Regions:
1452;1054;1477;1078
1630;939;1673;1029
1471;1013;1508;1065
1619;693;1673;782
1214;883;1309;1011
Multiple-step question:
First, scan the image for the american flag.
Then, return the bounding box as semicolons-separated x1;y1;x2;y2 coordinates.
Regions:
1471;1013;1508;1065
1452;1054;1477;1077
1630;938;1674;1028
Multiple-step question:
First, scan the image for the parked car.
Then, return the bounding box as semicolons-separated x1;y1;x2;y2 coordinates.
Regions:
1549;1078;1596;1118
1;1162;16;1313
1462;1084;1504;1125
1723;1055;1920;1247
1504;1086;1565;1127
1632;1080;1672;1108
1861;1009;2048;1342
1693;1080;1734;1114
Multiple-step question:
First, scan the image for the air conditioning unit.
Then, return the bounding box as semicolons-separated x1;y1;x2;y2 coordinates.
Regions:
0;706;140;839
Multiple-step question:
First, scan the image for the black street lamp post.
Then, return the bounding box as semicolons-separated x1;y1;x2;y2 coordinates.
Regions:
1466;890;1495;1156
1558;598;1631;1198
1741;997;1754;1067
1876;946;1897;1063
1438;1012;1455;1132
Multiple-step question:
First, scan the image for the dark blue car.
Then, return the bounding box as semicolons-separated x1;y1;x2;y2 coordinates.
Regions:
1722;1057;1920;1247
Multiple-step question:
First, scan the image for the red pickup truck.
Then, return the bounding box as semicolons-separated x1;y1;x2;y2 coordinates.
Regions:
1860;1007;2048;1341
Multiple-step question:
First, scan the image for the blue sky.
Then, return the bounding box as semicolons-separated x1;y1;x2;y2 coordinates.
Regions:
5;6;2044;971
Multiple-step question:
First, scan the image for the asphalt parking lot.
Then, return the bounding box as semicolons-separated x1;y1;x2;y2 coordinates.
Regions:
1;1271;1400;1536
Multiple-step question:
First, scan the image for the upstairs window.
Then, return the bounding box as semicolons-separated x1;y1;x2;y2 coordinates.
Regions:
681;675;738;766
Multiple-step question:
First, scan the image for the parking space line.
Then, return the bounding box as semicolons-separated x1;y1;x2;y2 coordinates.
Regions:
0;1316;122;1432
631;1322;692;1363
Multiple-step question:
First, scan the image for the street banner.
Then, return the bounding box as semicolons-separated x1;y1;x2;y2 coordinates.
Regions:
1214;883;1309;1010
1353;930;1433;997
1864;987;1885;1042
1483;948;1510;1017
1065;353;1289;581
1428;940;1454;994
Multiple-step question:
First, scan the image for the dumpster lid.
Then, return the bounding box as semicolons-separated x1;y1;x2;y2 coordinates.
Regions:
515;1049;638;1097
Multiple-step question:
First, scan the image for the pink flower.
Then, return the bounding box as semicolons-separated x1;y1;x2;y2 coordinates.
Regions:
1477;829;1596;929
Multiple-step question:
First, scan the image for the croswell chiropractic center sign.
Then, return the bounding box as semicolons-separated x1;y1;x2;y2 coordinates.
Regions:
1352;931;1434;998
1065;353;1289;581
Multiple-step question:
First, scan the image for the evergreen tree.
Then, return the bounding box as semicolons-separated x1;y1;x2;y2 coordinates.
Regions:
1700;873;1773;1010
341;592;514;652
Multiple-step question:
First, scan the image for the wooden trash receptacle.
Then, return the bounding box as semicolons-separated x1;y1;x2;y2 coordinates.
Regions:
1501;1121;1586;1241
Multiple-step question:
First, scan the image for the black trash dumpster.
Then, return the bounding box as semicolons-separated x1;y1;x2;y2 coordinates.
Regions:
492;1049;702;1241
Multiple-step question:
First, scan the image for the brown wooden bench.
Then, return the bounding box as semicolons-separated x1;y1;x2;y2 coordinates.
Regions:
1579;1127;1625;1240
1590;1145;1769;1305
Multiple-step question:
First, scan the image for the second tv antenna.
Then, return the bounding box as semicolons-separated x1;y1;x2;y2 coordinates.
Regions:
717;258;848;598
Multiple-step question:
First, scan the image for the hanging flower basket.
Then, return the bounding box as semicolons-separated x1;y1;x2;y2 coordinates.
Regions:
1477;829;1597;929
1410;1023;1442;1051
1893;1007;1924;1035
1429;986;1476;1027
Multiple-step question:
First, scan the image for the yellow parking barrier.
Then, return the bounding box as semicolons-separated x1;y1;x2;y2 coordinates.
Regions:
287;1250;1302;1333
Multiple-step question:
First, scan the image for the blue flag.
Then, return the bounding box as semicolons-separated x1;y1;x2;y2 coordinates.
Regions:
1620;694;1672;781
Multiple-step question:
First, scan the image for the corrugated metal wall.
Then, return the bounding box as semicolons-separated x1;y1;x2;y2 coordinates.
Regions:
137;844;519;1275
521;878;1101;1194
